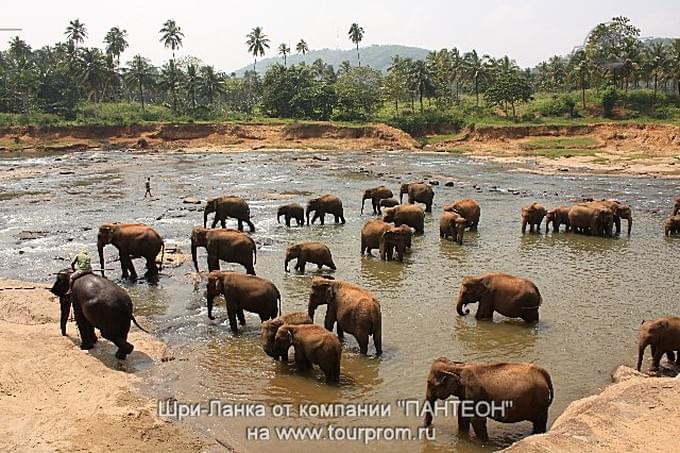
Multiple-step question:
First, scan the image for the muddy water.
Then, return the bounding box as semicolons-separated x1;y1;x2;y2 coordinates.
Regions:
1;149;679;452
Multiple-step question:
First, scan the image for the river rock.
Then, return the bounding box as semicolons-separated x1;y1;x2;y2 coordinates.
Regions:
182;197;202;205
445;181;454;187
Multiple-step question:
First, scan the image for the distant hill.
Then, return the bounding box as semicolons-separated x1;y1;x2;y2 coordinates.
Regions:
232;44;430;76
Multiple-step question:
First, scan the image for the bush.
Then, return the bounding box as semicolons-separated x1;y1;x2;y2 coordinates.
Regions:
625;90;662;114
530;94;578;117
384;110;465;136
75;102;178;125
0;112;63;127
602;87;618;118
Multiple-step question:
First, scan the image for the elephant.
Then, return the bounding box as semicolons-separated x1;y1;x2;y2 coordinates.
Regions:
306;194;345;225
545;206;572;233
362;186;394;215
50;270;148;359
206;271;281;333
308;276;382;355
97;223;165;280
521;202;548;234
568;203;614;236
424;357;553;441
284;241;336;273
204;195;255;232
444;199;481;230
664;215;680;236
277;203;305;227
383;204;425;234
380;224;414;261
593;199;632;236
191;226;256;275
260;312;313;361
439;211;466;245
456;273;542;323
361;219;392;256
637;316;680;372
379;198;400;213
400;182;434;212
673;196;680;216
273;324;342;383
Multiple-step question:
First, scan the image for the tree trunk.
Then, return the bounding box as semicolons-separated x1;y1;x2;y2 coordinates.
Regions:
475;77;479;107
356;44;361;67
138;81;145;111
581;84;586;109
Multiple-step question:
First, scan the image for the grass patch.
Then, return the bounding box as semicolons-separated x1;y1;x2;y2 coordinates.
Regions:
520;136;600;151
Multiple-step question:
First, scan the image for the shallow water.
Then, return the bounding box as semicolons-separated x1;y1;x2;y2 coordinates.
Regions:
1;149;679;452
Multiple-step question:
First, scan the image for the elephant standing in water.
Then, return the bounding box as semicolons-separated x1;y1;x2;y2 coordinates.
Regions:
665;215;680;236
673;196;680;216
545;206;572;233
284;241;336;273
591;199;633;236
383;204;425;234
521;202;547;234
379;198;399;212
261;312;313;361
361;219;392;256
424;357;553;441
400;182;434;212
50;270;148;359
444;199;481;230
308;276;382;356
204;195;255;232
362;186;393;215
381;224;413;261
439;211;466;245
277;203;305;227
97;223;164;280
568;203;614;236
456;273;542;323
274;324;342;383
191;227;256;274
637;316;680;372
306;194;345;225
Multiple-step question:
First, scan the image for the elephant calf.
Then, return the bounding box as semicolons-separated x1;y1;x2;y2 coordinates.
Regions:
206;271;280;333
381;224;413;261
277;203;305;227
439;211;466;245
378;198;399;213
284;241;336;273
569;203;614;236
400;182;434;213
456;273;542;323
362;186;393;215
383;204;425;235
637;316;680;372
308;276;382;356
545;206;572;233
664;215;680;236
361;219;392;256
261;312;313;361
307;194;345;225
191;227;256;275
274;324;342;383
424;357;553;441
444;199;480;230
521;202;547;234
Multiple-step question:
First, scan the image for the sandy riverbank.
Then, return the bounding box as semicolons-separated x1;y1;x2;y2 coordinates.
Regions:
0;278;223;452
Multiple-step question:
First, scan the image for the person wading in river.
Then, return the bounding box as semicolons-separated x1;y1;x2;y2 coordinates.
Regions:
67;249;92;295
144;177;152;198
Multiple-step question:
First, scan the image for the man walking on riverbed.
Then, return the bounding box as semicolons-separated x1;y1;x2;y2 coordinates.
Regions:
144;177;152;198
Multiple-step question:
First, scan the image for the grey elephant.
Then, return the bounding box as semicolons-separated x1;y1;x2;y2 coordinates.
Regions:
191;227;256;275
521;202;548;234
383;204;425;234
260;312;313;361
308;276;382;356
306;194;345;225
456;273;542;323
50;270;148;359
204;195;255;232
284;241;336;273
424;357;553;441
400;182;434;212
362;186;393;215
97;223;165;280
277;203;305;227
274;324;342;383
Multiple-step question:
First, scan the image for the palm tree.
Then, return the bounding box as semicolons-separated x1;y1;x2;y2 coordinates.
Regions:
65;19;87;49
348;23;364;66
278;43;291;67
338;60;352;75
159;19;184;61
124;55;156;110
103;27;128;68
246;26;270;72
670;39;680;96
78;48;107;102
160;60;182;112
184;64;200;110
463;50;487;107
645;42;669;99
199;65;224;105
296;39;309;55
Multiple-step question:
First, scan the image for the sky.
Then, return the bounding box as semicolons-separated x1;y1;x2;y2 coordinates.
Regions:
3;0;680;71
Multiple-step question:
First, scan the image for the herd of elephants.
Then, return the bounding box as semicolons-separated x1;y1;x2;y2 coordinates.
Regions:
47;182;680;442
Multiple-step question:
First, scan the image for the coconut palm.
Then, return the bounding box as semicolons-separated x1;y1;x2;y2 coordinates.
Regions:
159;19;184;61
104;27;128;68
124;55;156;110
199;65;224;105
65;19;87;49
463;50;487;107
296;39;309;55
278;43;291;67
78;48;107;102
645;42;670;98
160;60;182;111
348;23;364;66
246;26;270;72
184;63;200;109
670;39;680;96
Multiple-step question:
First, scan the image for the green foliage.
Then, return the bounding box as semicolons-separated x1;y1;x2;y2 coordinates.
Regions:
261;64;336;119
530;94;578;117
333;66;382;121
382;110;464;136
484;71;533;119
602;87;619;118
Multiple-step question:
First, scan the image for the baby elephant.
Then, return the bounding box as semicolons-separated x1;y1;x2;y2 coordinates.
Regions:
637;316;680;372
424;358;553;441
277;203;305;227
274;324;342;383
284;241;336;273
664;215;680;236
378;198;399;214
381;225;413;261
261;312;313;361
545;206;572;233
521;202;547;234
439;210;466;245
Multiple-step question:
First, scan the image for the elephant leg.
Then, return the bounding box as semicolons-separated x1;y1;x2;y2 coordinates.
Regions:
243;261;255;275
340;214;346;224
145;256;158;276
457;405;471;434
285;216;291;227
532;412;548;434
298;258;306;273
59;297;71;336
104;329;134;360
425;202;432;213
295;354;312;372
522;309;539;323
126;257;138;280
336;325;344;341
356;331;369;355
211;217;219;228
651;347;664;371
311;213;319;225
208;255;220;272
521;219;527;234
226;306;239;333
475;300;493;320
237;219;244;231
73;302;97;348
470;418;489;441
237;308;246;326
319;213;325;225
119;256;129;279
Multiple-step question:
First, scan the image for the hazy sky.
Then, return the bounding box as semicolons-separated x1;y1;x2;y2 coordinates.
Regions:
3;0;679;71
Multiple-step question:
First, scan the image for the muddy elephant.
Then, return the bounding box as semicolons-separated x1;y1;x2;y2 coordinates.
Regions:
444;199;481;230
439;211;466;245
191;227;256;275
97;223;165;280
285;241;336;273
379;198;400;213
400;182;434;212
568;203;614;236
383;204;425;234
592;199;632;236
637;316;680;372
50;270;148;359
545;206;572;233
424;357;553;441
206;271;280;333
274;324;342;383
261;312;313;361
673;196;680;216
664;215;680;236
456;273;542;323
204;195;255;232
308;276;382;355
361;219;392;256
381;224;413;261
306;194;345;225
362;186;394;215
277;203;305;227
521;202;548;234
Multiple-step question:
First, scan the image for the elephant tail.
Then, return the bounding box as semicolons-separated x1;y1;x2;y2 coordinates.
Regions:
540;367;554;406
131;313;150;333
275;286;282;316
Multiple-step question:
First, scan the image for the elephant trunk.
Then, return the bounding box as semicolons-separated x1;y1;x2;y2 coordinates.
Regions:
637;337;649;371
307;304;316;322
191;238;199;272
361;196;367;214
207;294;215;320
284;252;292;272
423;392;437;427
59;297;71;336
456;297;470;316
306;206;312;225
203;206;211;228
97;241;105;277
